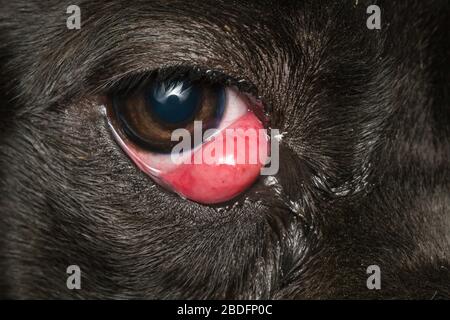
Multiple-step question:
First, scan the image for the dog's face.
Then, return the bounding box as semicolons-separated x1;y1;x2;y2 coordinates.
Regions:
0;0;449;299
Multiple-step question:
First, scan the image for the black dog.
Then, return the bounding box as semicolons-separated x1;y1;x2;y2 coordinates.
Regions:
0;0;449;299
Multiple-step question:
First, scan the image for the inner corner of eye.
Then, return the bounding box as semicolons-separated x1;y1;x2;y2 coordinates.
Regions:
106;74;269;205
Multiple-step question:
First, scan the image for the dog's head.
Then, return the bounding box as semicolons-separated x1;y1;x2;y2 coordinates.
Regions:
0;0;449;299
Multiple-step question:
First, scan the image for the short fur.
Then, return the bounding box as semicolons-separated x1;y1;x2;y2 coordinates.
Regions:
0;0;449;298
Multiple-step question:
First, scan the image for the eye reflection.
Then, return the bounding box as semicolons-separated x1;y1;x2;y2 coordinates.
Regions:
149;81;202;124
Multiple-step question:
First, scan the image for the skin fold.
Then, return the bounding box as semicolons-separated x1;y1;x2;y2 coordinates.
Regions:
0;0;449;299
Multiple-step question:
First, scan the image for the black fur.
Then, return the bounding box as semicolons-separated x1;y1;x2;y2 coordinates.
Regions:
0;0;449;299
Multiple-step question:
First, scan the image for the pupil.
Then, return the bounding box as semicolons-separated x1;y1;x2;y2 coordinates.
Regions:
148;80;201;124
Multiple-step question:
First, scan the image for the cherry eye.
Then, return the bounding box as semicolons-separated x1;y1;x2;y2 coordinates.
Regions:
106;72;269;204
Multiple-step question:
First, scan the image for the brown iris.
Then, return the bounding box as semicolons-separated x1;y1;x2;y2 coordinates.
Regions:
108;79;225;153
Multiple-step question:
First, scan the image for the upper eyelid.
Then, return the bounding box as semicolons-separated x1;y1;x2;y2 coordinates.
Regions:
104;65;260;100
102;66;274;130
102;66;273;128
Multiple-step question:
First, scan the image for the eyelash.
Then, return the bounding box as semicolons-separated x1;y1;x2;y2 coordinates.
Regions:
105;65;259;101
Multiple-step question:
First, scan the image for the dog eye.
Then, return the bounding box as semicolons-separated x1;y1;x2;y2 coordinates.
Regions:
106;71;269;204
